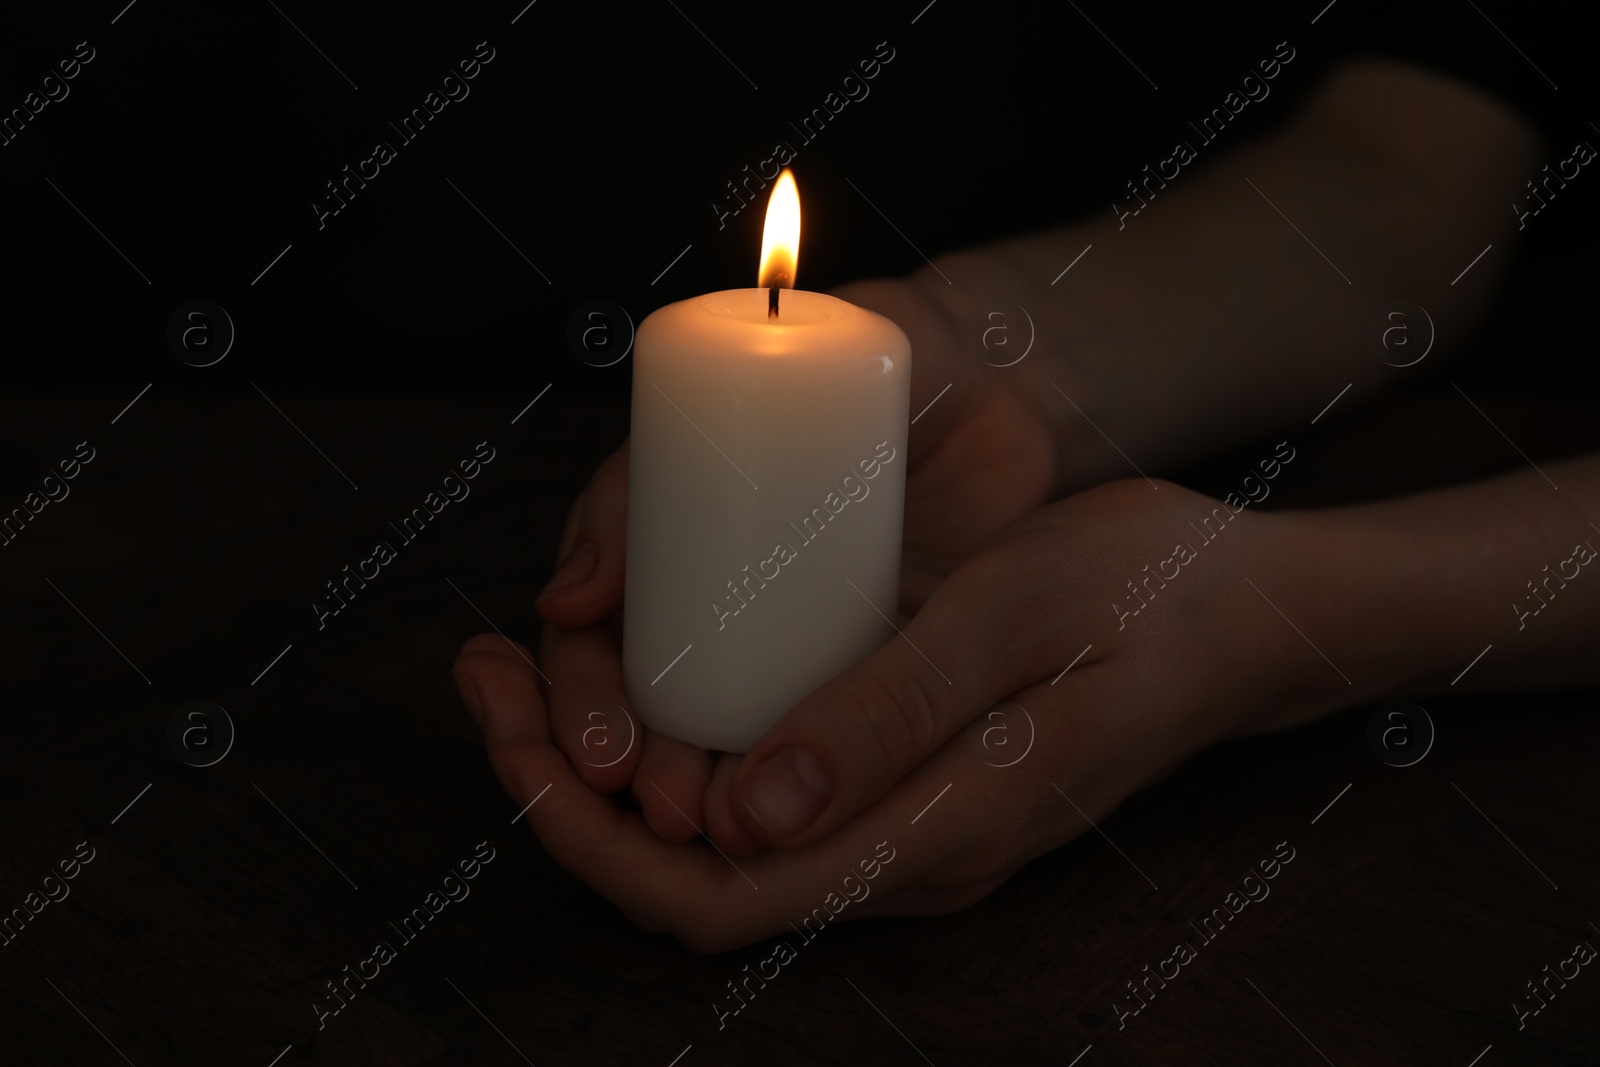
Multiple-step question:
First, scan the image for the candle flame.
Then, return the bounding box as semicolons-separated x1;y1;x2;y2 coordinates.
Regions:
757;169;800;290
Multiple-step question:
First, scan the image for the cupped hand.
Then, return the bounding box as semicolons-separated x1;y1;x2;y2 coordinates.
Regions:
454;478;1327;950
522;275;1064;835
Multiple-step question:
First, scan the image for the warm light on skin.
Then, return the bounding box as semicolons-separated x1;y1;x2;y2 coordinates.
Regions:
758;169;800;290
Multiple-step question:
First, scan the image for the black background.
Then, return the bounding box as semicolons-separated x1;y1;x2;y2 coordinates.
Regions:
5;3;1600;1065
3;0;1594;391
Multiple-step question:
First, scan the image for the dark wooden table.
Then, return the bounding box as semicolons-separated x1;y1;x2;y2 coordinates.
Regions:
2;386;1596;1066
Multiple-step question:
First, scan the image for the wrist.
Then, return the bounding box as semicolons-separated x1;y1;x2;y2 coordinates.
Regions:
1226;506;1400;737
1291;468;1600;702
1239;472;1589;735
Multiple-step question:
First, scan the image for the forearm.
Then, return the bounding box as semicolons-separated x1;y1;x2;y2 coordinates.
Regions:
911;60;1541;492
1253;455;1600;732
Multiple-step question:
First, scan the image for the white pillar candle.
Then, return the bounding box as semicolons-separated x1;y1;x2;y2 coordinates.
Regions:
623;172;912;752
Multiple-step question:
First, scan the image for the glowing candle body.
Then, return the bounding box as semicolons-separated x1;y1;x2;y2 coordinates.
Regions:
623;288;911;752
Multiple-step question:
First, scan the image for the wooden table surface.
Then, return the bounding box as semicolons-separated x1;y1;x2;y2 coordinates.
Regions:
2;386;1596;1066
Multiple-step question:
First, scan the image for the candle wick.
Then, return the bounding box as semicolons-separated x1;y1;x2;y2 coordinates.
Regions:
768;286;780;319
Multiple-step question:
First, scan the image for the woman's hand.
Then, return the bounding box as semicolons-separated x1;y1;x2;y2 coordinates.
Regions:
454;478;1333;950
516;57;1549;829
524;275;1066;833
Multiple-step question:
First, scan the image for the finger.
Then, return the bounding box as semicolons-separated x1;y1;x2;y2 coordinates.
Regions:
485;723;937;954
458;632;537;670
537;441;629;628
453;637;554;806
699;752;760;856
473;643;940;953
725;542;1067;848
540;622;640;794
632;729;713;843
483;731;755;953
453;633;546;733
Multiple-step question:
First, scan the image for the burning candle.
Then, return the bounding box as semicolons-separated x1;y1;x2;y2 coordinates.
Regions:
623;171;912;752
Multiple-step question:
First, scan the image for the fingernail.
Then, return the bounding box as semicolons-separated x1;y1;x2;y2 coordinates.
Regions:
742;746;830;840
539;540;598;600
453;668;485;727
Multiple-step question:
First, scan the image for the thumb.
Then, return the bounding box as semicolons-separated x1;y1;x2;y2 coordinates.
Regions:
727;552;1051;847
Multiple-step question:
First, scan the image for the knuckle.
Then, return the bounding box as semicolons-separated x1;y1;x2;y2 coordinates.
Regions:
851;666;941;772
